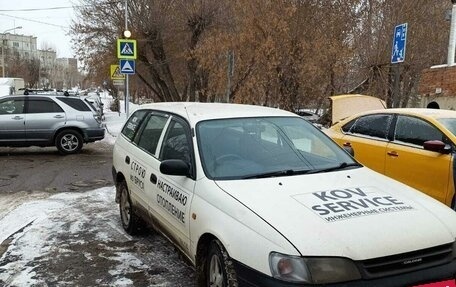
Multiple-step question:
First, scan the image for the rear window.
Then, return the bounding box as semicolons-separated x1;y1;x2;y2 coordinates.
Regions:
350;114;392;139
28;99;64;113
341;119;356;132
57;97;92;112
121;110;149;141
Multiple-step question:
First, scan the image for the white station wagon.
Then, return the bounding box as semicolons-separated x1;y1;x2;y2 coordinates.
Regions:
112;102;456;287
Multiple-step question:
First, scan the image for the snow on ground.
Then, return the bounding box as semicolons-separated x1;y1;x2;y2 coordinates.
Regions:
0;95;196;286
100;93;138;145
0;187;118;285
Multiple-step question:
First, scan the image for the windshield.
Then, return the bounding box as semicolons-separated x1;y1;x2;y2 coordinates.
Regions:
438;118;456;136
197;117;358;180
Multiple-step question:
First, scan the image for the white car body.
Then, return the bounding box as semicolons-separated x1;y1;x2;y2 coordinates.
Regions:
112;102;456;287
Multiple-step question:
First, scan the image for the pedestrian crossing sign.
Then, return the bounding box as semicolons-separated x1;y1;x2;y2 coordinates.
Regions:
120;59;135;75
117;39;137;59
110;64;125;80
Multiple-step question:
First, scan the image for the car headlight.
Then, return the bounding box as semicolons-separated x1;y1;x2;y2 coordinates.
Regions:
269;252;361;284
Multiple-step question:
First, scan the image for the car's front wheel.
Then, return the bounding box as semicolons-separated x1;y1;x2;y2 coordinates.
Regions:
55;129;83;154
206;240;238;287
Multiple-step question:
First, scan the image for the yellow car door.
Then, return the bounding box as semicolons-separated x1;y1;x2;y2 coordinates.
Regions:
385;115;452;204
334;114;393;174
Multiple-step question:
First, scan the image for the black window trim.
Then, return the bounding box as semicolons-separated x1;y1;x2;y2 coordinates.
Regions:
390;114;449;150
122;109;196;180
24;96;64;114
158;113;196;180
133;111;170;159
56;96;92;112
0;96;26;114
120;109;150;142
344;113;394;142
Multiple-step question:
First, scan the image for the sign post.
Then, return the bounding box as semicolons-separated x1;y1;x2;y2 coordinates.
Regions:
391;23;407;108
117;38;137;117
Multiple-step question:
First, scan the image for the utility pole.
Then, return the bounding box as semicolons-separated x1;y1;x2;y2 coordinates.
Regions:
448;0;456;65
125;0;130;117
226;51;234;103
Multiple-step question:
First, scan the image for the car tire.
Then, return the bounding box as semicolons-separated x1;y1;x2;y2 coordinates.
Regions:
55;129;83;154
206;239;238;287
118;180;143;235
452;195;456;211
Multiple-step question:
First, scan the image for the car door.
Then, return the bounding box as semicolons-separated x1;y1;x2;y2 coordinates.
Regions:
385;115;451;203
0;97;26;144
25;97;66;144
116;110;150;209
338;114;393;173
128;112;170;215
146;116;196;254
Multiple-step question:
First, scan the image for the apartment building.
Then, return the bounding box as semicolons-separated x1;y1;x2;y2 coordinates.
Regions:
1;31;79;88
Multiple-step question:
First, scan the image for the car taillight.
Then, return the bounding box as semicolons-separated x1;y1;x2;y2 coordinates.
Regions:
94;114;102;124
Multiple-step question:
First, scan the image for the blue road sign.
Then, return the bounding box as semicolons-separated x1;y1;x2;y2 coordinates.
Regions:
120;59;135;75
391;23;407;64
117;39;137;59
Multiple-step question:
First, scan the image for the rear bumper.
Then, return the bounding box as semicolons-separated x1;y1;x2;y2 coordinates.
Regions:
84;128;105;142
233;259;456;287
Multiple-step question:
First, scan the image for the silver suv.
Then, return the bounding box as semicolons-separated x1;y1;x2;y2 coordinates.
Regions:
0;94;105;154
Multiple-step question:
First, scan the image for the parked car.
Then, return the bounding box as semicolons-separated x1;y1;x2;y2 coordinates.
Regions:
81;94;104;120
0;94;105;154
112;102;456;287
325;108;456;210
294;109;320;122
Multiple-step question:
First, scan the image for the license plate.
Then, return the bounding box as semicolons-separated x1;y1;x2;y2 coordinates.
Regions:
413;279;456;287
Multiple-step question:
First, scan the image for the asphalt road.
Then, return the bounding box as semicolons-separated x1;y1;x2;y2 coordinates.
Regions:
0;141;114;194
0;141;197;286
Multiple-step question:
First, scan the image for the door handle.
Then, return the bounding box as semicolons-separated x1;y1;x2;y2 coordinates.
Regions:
125;156;130;164
387;151;399;157
150;173;157;184
12;116;23;120
54;115;64;119
343;142;352;147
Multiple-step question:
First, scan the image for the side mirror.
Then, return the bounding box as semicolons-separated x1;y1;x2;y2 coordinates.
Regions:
343;146;355;157
423;140;452;154
160;159;190;176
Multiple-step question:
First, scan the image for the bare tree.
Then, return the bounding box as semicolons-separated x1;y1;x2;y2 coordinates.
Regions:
70;0;453;109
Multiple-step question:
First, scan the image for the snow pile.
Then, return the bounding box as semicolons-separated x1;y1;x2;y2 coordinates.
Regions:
100;93;140;144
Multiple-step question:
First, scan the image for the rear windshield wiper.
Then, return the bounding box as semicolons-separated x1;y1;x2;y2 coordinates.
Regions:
242;169;311;179
306;162;361;174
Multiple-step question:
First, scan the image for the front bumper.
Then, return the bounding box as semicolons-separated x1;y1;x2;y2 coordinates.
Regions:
233;259;456;287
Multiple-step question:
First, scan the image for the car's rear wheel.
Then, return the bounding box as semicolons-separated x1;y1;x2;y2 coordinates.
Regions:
118;180;143;235
206;240;238;287
55;129;83;154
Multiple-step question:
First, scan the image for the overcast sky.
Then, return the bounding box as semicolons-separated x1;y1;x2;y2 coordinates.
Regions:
0;0;78;58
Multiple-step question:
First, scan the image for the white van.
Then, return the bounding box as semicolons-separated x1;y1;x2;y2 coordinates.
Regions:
112;102;456;286
0;78;25;96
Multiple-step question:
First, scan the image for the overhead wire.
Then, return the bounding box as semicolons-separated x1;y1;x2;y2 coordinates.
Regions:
0;1;123;12
0;6;77;12
0;1;124;33
0;13;68;29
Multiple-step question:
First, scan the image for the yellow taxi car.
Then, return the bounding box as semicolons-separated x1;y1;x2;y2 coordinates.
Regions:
325;107;456;210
